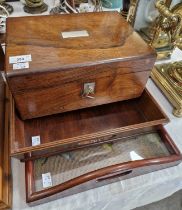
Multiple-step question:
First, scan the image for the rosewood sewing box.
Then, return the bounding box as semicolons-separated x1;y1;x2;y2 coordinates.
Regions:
5;12;156;120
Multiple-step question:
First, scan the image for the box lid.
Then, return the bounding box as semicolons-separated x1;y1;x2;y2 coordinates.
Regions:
5;12;155;75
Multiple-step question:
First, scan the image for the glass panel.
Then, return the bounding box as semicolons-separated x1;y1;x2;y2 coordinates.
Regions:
33;132;170;192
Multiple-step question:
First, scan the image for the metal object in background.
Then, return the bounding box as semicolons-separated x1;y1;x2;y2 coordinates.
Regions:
120;0;130;19
151;62;182;117
127;0;139;25
0;1;10;34
50;0;78;14
50;0;103;14
150;1;182;117
140;0;182;60
92;0;102;11
151;0;181;59
82;82;95;99
23;0;48;14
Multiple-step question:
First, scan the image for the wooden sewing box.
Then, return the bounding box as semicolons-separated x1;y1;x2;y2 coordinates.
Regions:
5;12;156;120
1;12;182;206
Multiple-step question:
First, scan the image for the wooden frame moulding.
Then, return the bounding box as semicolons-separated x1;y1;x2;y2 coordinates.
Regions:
9;89;169;158
24;126;182;204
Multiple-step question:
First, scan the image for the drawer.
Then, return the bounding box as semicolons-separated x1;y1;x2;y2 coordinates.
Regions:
9;89;169;158
25;127;182;204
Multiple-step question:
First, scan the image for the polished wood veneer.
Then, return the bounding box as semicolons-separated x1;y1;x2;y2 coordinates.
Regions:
5;12;156;119
25;127;182;204
0;70;12;209
10;89;168;158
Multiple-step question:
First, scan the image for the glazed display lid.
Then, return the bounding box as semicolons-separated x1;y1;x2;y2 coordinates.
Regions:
5;11;155;75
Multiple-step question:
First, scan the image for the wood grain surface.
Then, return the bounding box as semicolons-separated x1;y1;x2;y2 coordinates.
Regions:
5;12;156;119
10;89;168;157
24;127;182;204
0;58;12;209
6;12;155;71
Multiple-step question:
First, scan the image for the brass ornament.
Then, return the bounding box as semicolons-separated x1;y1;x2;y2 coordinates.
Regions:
139;0;182;60
149;1;182;117
23;0;48;14
91;0;102;11
151;62;182;117
50;0;78;14
127;0;139;26
120;0;131;19
50;0;102;14
153;0;182;45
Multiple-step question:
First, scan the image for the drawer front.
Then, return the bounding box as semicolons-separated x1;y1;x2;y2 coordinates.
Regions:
23;127;155;162
25;127;181;204
11;89;168;157
13;71;150;120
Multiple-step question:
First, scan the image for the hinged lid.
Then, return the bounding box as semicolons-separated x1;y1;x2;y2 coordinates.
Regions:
5;12;155;76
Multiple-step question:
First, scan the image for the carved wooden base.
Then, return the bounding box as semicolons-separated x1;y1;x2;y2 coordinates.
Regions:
151;63;182;117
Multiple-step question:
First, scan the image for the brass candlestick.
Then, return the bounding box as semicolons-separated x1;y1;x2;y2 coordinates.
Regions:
151;1;182;117
24;0;48;14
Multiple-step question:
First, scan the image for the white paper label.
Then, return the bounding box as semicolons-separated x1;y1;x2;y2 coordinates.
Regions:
61;30;89;38
31;136;41;146
13;62;29;70
9;54;32;64
42;172;53;188
130;151;143;161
